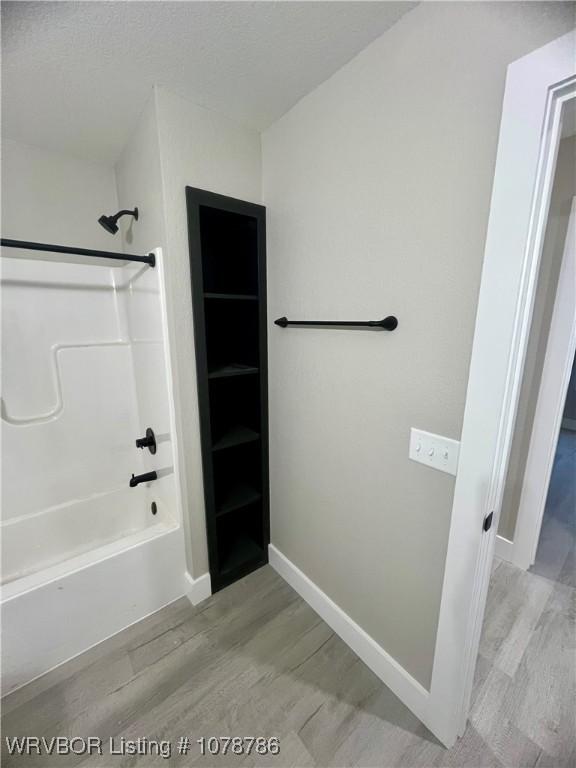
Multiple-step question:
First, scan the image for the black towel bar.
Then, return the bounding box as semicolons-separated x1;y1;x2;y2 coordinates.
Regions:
274;315;398;331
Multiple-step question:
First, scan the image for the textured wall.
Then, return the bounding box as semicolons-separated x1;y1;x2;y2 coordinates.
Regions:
263;2;575;687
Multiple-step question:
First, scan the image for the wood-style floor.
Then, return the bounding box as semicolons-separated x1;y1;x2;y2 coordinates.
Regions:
2;436;574;766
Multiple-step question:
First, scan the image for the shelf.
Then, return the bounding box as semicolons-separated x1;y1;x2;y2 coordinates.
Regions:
212;425;260;452
204;292;258;301
219;534;264;576
208;363;259;379
188;187;268;593
197;204;259;295
216;483;261;517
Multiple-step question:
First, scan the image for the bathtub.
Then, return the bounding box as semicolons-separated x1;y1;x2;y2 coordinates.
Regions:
1;506;187;694
0;248;208;694
1;486;173;586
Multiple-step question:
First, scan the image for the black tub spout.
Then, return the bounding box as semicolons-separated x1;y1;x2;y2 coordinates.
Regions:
130;471;158;488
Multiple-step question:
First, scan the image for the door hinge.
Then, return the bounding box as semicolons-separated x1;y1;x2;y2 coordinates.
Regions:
483;511;494;532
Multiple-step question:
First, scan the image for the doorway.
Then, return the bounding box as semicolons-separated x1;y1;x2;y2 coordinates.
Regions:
531;356;576;586
498;118;576;573
441;30;576;746
465;92;576;763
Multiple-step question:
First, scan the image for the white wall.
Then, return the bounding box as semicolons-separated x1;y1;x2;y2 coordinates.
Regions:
153;87;262;576
0;139;142;536
115;87;262;579
1;139;121;437
115;98;167;257
115;96;179;524
262;2;575;688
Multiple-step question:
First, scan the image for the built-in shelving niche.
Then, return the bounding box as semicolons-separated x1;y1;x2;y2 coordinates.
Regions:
187;187;268;592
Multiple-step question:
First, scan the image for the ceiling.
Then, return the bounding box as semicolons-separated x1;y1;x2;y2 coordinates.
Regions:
2;1;416;165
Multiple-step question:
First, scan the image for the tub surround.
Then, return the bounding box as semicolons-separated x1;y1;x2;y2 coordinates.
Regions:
0;243;191;694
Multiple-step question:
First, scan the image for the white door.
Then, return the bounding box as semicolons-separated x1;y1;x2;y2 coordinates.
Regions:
421;32;576;746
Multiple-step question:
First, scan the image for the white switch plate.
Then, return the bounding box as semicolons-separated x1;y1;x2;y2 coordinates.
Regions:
409;428;460;476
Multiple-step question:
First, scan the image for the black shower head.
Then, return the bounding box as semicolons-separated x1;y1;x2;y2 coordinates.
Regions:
98;207;138;235
98;214;119;234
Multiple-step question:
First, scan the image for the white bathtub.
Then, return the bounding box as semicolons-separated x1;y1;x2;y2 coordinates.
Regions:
0;248;208;695
1;486;170;586
0;510;188;694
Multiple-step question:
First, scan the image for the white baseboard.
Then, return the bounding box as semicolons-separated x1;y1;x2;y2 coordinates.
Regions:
562;417;576;431
268;545;431;731
184;571;211;605
494;535;514;563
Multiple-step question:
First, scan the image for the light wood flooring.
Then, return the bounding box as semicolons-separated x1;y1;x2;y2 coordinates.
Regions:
2;435;574;767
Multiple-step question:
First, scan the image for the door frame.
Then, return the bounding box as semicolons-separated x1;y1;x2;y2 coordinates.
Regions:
426;31;576;746
512;200;576;570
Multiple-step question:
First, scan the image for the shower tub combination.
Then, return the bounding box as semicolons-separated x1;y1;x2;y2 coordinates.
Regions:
1;244;196;693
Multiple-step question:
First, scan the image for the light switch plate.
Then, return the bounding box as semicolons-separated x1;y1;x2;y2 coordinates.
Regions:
409;428;460;476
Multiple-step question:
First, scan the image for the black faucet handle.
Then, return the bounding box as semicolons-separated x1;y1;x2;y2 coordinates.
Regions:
135;427;156;454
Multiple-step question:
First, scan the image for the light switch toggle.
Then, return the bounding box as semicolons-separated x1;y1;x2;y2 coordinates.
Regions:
409;428;460;476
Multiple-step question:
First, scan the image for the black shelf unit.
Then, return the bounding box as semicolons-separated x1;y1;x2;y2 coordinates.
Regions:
186;187;269;592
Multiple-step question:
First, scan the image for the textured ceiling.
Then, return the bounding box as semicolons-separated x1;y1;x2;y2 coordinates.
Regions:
2;1;417;165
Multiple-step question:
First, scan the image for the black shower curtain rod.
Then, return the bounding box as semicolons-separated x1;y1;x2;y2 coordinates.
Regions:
0;238;155;267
